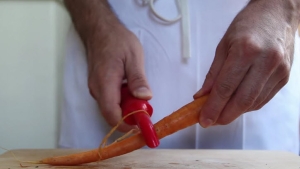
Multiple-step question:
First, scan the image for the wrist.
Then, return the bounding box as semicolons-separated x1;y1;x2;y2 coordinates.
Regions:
278;0;300;28
249;0;300;30
82;9;124;47
65;0;126;48
85;18;125;46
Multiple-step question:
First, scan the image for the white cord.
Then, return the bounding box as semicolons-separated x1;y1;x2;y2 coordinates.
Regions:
63;0;191;57
143;0;182;23
142;0;191;59
178;0;191;59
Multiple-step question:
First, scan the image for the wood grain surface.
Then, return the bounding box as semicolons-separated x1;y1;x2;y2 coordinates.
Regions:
0;149;300;169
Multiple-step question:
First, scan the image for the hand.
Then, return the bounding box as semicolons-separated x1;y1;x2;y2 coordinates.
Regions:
87;25;152;132
64;0;152;132
194;0;299;127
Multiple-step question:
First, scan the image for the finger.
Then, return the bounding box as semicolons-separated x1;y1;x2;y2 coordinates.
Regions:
248;62;290;111
125;45;152;100
199;52;251;128
194;41;226;99
252;76;289;110
216;45;289;123
246;78;276;112
91;59;136;133
215;64;271;125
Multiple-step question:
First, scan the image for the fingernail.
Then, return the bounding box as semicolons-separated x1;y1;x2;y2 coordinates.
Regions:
200;118;213;128
133;87;152;99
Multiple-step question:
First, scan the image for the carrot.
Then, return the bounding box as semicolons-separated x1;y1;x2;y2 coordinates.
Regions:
38;95;209;166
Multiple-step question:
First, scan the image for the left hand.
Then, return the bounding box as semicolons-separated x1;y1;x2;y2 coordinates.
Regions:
194;0;300;127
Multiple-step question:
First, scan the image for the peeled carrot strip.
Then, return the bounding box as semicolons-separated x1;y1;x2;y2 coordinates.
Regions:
39;95;208;166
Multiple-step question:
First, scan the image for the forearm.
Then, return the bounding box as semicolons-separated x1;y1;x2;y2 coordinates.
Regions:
64;0;124;47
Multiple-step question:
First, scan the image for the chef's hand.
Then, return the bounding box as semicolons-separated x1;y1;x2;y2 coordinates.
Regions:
65;0;152;132
194;0;299;127
88;27;152;132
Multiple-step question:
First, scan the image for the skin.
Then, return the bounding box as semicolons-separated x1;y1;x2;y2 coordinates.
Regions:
64;0;300;131
194;0;300;127
64;0;152;132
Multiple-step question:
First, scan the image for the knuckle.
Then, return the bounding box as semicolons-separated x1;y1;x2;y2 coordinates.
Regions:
88;79;98;99
207;106;219;117
215;82;234;100
237;94;256;109
101;110;118;127
252;94;267;109
243;44;264;62
254;100;268;111
279;76;289;87
101;108;113;118
205;70;214;80
236;35;261;52
266;48;283;66
282;76;289;85
87;78;96;90
253;105;263;111
129;72;146;85
270;46;285;61
236;86;260;109
88;88;97;99
230;34;263;61
202;105;220;121
277;63;290;77
215;42;225;53
243;37;262;53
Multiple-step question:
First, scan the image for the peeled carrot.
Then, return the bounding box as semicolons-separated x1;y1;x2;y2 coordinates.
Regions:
39;95;208;166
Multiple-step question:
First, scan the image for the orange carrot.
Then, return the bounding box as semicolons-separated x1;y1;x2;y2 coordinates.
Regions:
39;95;208;166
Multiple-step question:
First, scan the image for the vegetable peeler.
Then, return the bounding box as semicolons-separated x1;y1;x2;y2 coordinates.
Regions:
120;83;160;148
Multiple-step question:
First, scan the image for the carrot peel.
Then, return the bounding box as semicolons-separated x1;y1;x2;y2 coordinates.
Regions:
97;110;148;158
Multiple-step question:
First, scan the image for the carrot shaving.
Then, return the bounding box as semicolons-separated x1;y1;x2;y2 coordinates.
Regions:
97;110;148;159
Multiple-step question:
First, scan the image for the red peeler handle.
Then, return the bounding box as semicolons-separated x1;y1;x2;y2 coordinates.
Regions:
120;84;159;148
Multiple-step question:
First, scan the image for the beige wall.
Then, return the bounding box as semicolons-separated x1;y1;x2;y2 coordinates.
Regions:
0;0;71;154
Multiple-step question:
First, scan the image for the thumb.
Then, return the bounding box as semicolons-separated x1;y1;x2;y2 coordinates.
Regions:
125;54;152;100
127;67;152;100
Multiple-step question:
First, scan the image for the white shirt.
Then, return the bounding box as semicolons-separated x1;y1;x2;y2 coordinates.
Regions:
59;0;300;155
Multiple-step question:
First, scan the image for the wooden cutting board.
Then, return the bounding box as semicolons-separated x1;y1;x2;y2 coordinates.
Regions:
0;149;299;169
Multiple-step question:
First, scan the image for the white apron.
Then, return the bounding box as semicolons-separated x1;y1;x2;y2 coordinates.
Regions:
59;0;300;155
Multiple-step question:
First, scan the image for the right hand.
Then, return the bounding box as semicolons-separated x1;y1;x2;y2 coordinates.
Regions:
87;25;152;132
